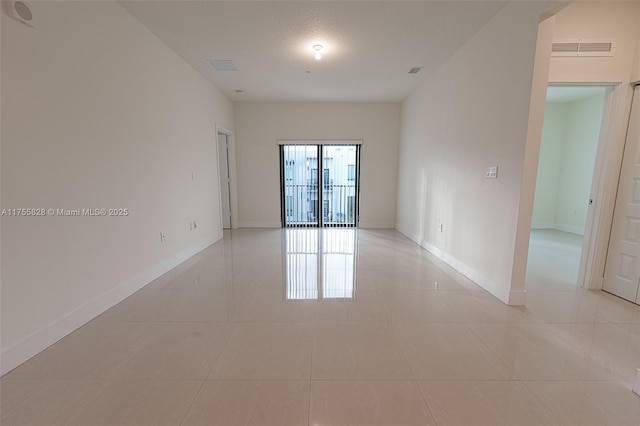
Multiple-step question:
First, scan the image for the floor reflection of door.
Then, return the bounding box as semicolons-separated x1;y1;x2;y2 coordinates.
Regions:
280;144;360;228
217;132;232;229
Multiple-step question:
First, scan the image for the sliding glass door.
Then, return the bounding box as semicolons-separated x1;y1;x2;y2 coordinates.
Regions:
280;144;360;228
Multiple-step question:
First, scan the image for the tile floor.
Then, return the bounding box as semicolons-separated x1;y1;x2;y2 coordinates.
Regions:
1;228;639;425
527;229;583;287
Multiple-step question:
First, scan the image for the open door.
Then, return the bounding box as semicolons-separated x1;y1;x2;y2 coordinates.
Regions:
217;132;231;229
603;85;640;304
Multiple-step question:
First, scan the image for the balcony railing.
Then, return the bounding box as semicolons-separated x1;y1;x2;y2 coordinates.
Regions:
305;179;334;191
283;183;357;227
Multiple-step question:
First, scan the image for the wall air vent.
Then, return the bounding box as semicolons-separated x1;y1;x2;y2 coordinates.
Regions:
208;60;238;71
408;67;422;74
551;39;615;57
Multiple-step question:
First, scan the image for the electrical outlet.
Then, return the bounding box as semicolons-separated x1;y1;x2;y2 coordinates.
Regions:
160;232;166;242
485;166;498;179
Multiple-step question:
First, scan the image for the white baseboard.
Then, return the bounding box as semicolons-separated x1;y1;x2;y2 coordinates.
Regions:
585;274;604;291
238;221;281;228
530;223;584;236
0;234;221;376
531;223;554;230
395;226;525;306
554;224;585;236
358;222;395;229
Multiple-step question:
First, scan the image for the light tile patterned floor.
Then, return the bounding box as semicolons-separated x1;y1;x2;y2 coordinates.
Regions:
1;228;639;425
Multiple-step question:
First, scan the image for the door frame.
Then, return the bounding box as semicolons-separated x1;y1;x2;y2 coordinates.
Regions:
573;82;620;289
278;140;362;228
215;124;238;229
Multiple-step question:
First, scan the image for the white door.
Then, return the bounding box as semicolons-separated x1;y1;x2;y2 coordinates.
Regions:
217;133;231;229
604;85;640;304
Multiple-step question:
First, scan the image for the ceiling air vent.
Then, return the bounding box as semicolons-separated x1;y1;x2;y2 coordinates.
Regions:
3;1;34;27
551;39;615;57
208;60;238;71
408;67;422;74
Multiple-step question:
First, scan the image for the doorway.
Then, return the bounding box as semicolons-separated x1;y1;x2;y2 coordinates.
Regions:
217;131;232;229
280;144;360;228
527;85;607;289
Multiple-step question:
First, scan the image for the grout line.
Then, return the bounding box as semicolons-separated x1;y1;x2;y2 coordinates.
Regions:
415;380;439;425
520;380;566;424
204;322;240;381
178;379;206;426
387;319;419;382
466;322;521;381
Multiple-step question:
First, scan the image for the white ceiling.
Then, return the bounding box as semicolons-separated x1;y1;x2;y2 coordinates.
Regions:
119;1;508;102
546;86;607;103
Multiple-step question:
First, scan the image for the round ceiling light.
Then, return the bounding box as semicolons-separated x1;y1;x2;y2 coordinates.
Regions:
313;44;323;61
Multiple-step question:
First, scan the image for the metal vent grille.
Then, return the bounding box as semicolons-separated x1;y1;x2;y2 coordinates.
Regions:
552;39;615;57
579;42;613;53
552;42;579;53
208;60;238;71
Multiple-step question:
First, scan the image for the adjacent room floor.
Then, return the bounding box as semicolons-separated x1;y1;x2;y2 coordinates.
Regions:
1;229;639;425
527;228;584;289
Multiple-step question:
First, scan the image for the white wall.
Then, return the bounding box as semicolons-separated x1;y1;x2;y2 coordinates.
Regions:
396;2;557;304
555;93;605;232
533;93;605;234
1;1;234;375
532;102;567;228
549;1;640;85
633;31;640;83
544;0;640;290
234;102;400;228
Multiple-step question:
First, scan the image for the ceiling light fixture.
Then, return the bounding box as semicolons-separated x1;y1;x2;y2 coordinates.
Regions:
313;44;323;60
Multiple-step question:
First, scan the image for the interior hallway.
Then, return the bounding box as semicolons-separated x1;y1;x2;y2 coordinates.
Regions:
1;229;639;425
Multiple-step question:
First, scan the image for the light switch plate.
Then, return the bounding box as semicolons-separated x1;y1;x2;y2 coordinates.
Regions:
486;166;498;179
